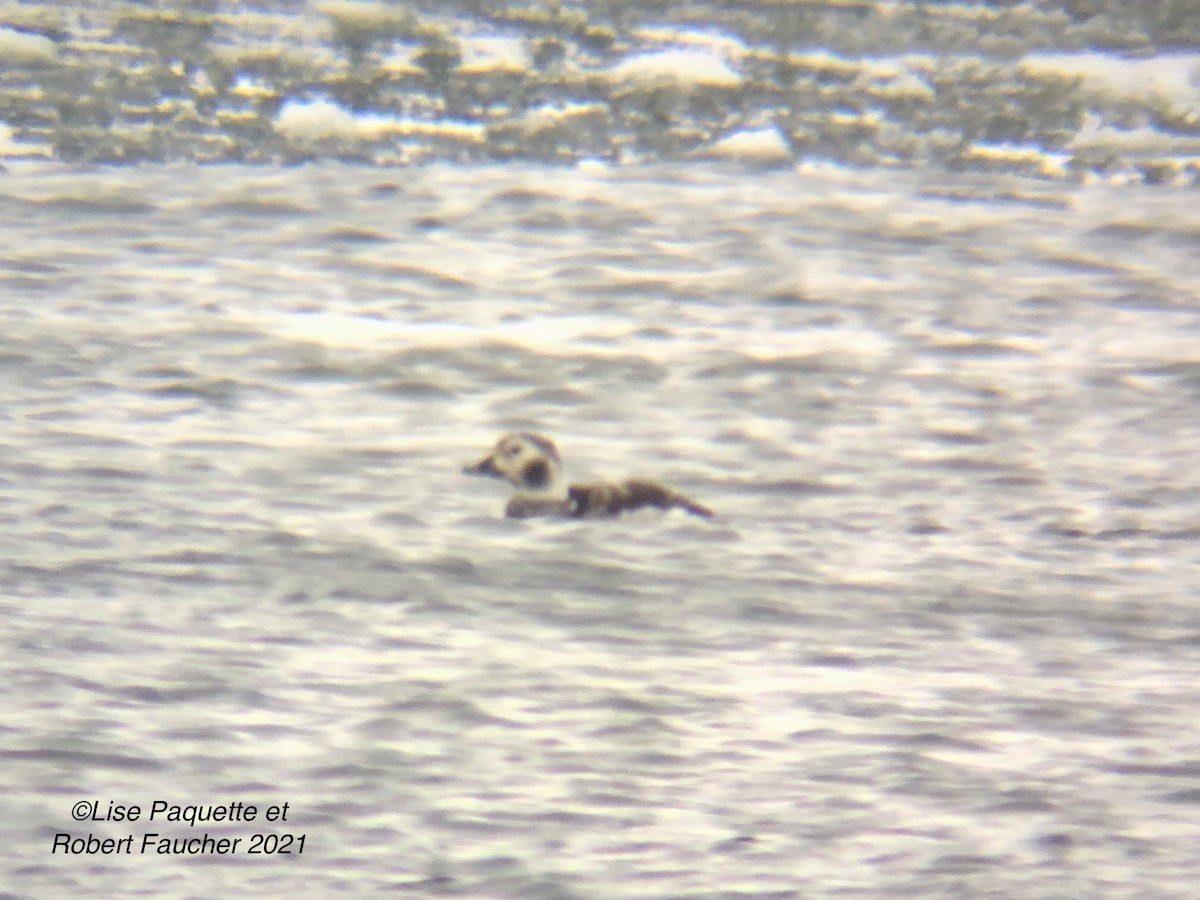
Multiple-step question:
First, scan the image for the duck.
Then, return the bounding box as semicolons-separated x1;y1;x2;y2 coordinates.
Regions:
463;432;713;520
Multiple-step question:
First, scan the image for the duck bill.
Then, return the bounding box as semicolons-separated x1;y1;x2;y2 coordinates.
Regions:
463;454;501;478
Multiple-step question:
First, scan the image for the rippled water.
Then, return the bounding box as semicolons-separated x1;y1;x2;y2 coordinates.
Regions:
3;160;1200;897
2;1;1199;180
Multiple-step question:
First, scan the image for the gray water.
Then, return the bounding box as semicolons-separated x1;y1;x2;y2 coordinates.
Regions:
2;161;1200;898
3;0;1199;181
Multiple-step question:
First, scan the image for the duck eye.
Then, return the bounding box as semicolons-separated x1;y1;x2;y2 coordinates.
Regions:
506;445;521;456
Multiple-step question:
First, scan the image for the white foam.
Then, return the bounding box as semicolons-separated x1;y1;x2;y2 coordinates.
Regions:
967;141;1072;178
1023;52;1200;113
607;48;742;88
458;34;528;74
272;97;484;143
701;126;792;163
633;26;747;61
273;96;362;140
0;27;58;65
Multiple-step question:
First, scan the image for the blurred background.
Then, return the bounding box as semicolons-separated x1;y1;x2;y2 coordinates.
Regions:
2;3;1199;898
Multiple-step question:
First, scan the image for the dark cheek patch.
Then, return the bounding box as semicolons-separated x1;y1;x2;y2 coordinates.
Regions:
522;459;550;489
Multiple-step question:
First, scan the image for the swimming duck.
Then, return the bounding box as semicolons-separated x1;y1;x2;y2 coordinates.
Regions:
463;432;713;519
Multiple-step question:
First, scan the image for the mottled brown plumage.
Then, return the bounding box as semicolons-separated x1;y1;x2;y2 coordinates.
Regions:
463;432;712;520
567;479;713;519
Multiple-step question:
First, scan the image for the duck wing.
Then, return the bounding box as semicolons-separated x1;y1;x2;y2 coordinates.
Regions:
568;479;713;519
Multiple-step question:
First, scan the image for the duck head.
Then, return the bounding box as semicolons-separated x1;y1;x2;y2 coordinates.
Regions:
463;432;565;495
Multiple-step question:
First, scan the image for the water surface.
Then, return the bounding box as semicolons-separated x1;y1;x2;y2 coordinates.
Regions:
2;161;1200;897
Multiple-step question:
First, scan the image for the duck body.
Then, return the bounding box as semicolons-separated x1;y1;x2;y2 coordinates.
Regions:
463;432;713;520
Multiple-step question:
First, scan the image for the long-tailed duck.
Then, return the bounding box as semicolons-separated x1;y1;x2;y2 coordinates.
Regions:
463;432;713;519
